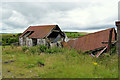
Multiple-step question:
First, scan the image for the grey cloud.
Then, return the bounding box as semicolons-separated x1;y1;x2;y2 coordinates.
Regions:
2;28;7;31
62;24;115;30
1;1;118;33
118;1;120;20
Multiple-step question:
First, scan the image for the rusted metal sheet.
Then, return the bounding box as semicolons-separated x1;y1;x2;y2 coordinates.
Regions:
19;25;56;39
61;41;71;49
67;39;75;47
67;28;116;51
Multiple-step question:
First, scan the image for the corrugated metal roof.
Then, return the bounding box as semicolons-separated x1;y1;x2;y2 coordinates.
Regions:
67;39;75;47
66;28;116;51
19;25;56;39
61;41;71;49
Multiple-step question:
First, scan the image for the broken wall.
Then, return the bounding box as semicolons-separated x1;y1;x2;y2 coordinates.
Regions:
19;37;32;46
19;37;23;46
50;42;57;48
26;37;33;47
37;39;46;45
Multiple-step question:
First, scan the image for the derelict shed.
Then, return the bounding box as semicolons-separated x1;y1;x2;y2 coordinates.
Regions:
63;28;117;57
19;25;65;47
68;28;116;51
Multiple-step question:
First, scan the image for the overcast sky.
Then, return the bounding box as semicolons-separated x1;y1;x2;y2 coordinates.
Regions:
0;0;119;33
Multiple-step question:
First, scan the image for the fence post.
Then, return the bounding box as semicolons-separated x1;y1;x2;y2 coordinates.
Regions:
115;21;120;56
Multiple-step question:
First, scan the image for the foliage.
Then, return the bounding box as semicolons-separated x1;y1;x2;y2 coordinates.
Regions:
10;44;15;49
38;45;47;52
2;33;22;46
65;32;88;39
22;46;29;52
110;44;116;55
21;45;64;54
29;46;37;54
45;47;63;54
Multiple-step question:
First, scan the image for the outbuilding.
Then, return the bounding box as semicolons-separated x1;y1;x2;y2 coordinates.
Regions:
19;25;65;47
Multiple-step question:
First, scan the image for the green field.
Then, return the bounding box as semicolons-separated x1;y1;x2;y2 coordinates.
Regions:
65;32;88;38
2;45;118;78
1;33;118;78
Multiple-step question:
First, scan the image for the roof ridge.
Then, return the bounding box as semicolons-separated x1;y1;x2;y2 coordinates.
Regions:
30;25;57;27
77;27;115;39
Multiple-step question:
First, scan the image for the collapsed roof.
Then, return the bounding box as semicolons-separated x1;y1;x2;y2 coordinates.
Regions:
63;28;117;52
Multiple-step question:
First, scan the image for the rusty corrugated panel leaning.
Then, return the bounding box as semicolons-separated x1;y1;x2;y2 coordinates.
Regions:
67;28;116;51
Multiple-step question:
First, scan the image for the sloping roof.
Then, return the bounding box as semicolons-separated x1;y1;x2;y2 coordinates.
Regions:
19;25;57;39
66;28;116;51
61;41;71;49
67;39;75;47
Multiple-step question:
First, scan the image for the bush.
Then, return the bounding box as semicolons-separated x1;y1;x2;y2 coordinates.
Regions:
45;47;63;54
22;46;29;52
2;33;20;46
29;47;37;54
8;38;17;44
2;41;6;46
45;48;54;53
110;45;116;55
39;45;47;52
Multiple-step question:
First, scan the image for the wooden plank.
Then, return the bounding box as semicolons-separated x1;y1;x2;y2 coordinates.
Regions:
101;41;117;44
52;30;60;32
96;46;108;58
107;29;113;52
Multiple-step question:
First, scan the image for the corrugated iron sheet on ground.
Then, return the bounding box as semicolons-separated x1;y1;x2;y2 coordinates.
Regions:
63;28;116;51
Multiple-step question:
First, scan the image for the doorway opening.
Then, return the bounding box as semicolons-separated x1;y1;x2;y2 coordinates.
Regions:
32;39;37;46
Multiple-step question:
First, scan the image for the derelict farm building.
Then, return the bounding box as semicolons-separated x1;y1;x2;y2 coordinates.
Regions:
19;25;65;47
62;27;117;57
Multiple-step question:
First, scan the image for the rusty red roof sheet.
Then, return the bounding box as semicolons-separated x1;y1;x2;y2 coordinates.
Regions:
67;28;116;51
61;41;71;49
67;39;75;47
19;25;56;39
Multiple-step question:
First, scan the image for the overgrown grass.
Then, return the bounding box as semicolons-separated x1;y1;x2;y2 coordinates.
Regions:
65;32;88;39
2;45;118;78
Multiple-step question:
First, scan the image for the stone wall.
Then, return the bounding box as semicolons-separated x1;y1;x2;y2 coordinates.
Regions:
50;42;57;48
26;37;33;47
19;37;33;47
19;37;23;46
37;39;46;45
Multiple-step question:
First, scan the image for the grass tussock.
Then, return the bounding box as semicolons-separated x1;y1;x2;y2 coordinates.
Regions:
2;45;118;78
